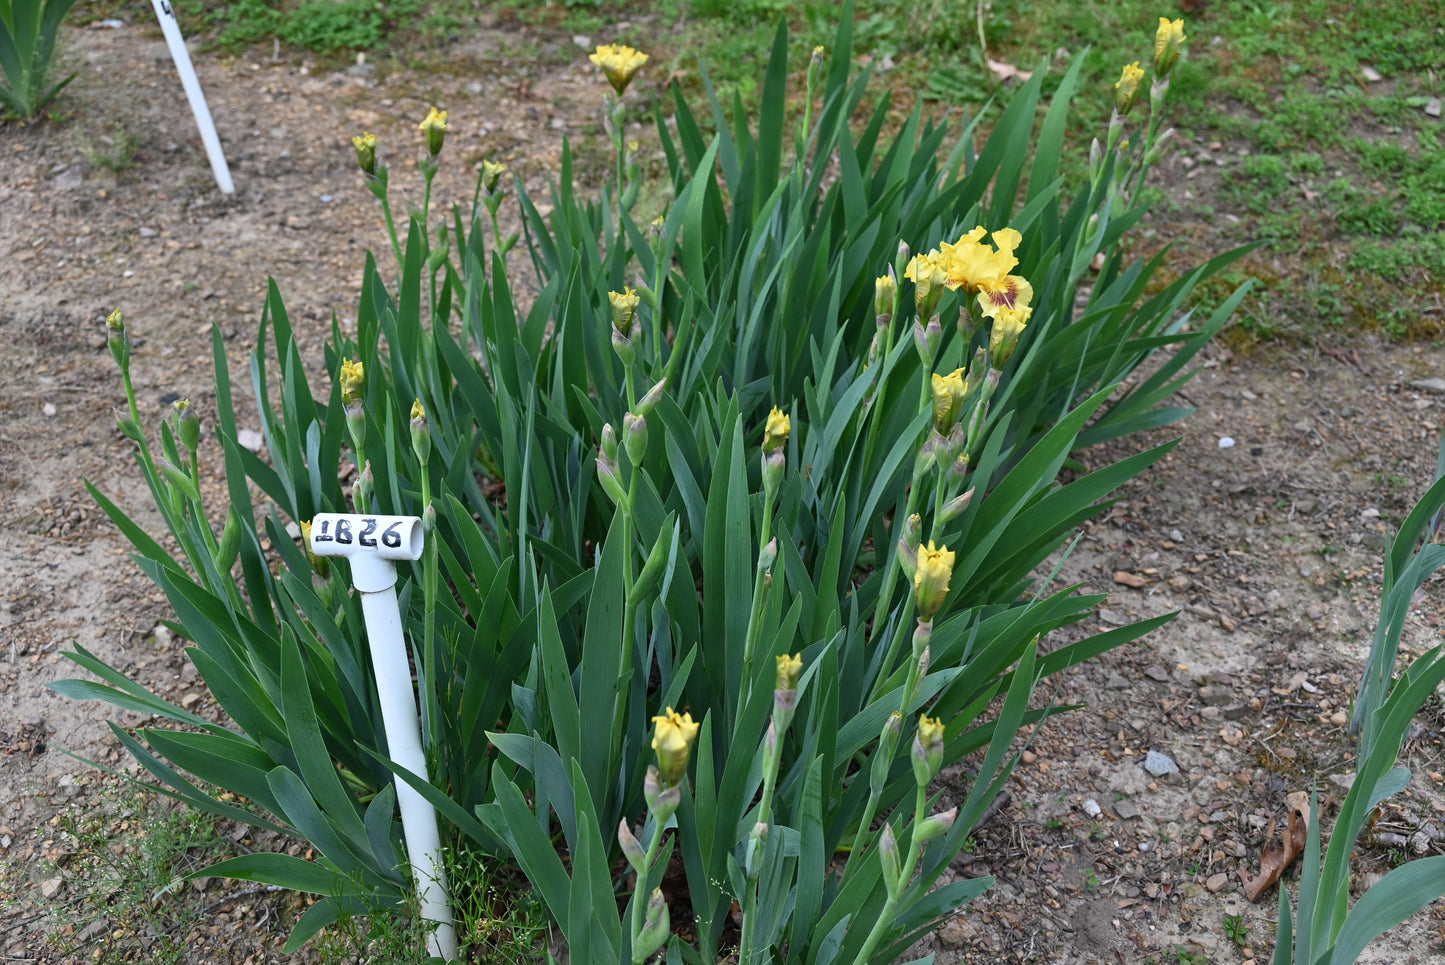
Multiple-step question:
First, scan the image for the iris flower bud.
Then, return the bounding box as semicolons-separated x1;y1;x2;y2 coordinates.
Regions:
911;713;946;785
1154;18;1186;79
651;707;699;787
410;399;430;467
105;309;130;371
352;132;377;175
1114;61;1145;115
174;398;200;455
913;540;955;621
419;107;448;157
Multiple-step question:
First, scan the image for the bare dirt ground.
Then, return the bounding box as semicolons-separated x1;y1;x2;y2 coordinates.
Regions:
2;14;1444;965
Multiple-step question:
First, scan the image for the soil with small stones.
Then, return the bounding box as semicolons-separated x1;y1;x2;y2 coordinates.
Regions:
3;14;1445;965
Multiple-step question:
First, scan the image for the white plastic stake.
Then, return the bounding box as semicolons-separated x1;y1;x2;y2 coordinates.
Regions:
148;0;235;194
310;513;457;962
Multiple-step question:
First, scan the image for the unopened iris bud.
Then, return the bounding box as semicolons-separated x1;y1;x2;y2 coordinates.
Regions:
355;460;374;513
115;413;143;441
105;309;130;370
422;501;436;533
758;537;777;571
617;819;646;874
427;224;450;273
878;823;902;896
419;107;448;157
939;487;975;524
635;888;670;961
409;399;430;466
911;713;946;785
481;159;506;195
1114;61;1144;115
210;506;240;572
339;357;364;405
651;707;699;787
913;540;955;620
352;132;377;175
634;377;666;417
174;398;200;455
601;422;620;462
597;444;627;509
931;367;969;434
874;272;896;323
905;250;948;321
623;411;648;465
746;819;770;878
912;619;932;661
913;317;942;366
345;400;365;452
870;711;903;795
157;458;200;501
915;805;958;843
1154;18;1186;79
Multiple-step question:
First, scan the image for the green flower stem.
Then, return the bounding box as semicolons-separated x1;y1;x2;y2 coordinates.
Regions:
377;191;404;277
849;784;928;965
738;495;776;723
628;812;666;965
739;706;789;965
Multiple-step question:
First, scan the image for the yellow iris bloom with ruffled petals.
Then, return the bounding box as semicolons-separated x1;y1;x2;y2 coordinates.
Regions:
1154;18;1186;78
943;226;1023;295
977;273;1033;319
590;44;649;95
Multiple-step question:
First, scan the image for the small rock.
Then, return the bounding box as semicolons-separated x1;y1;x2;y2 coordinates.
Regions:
1143;665;1170;682
1114;570;1147;588
153;624;173;648
42;402;56;416
1106;671;1131;689
54;167;85;190
1098;608;1128;626
1426;97;1442;118
345;61;376;77
1218;436;1235;448
464;80;483;95
937;914;975;947
1169;529;1184;541
76;920;109;944
41;876;63;899
1361;507;1381;519
1360;65;1383;82
1082;799;1102;818
1224;703;1250;720
1206;872;1229;893
1115;799;1141;820
237;428;264;452
139;227;158;238
1144;750;1179;777
1410;378;1445;395
571;34;592;48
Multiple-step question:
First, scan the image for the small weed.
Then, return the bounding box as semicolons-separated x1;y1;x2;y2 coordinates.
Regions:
1083;869;1099;893
1224;913;1249;947
1046;817;1065;830
80;124;139;175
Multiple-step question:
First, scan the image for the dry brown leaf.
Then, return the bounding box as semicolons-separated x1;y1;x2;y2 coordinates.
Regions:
986;58;1033;82
1239;794;1311;901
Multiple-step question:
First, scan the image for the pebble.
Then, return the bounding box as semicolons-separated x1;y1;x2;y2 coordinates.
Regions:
1426;98;1442;118
1115;799;1141;819
1144;750;1179;776
237;428;264;452
1360;65;1383;82
1410;377;1445;395
139;227;158;237
41;876;63;899
1082;799;1102;818
42;402;56;416
1218;436;1235;448
1206;872;1229;893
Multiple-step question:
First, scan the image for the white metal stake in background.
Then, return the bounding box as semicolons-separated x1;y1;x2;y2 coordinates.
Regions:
310;513;457;962
148;0;235;194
